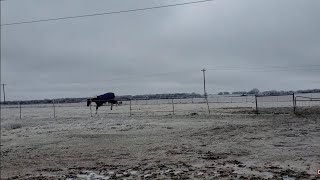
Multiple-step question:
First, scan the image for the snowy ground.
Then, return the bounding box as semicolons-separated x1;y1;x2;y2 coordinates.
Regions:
1;101;320;179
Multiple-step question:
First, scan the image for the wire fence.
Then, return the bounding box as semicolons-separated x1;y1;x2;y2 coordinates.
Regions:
294;95;320;115
1;93;320;120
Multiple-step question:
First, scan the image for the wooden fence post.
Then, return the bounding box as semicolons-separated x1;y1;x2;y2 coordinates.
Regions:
255;95;259;114
293;93;296;114
19;102;22;119
52;100;56;118
90;103;93;117
130;99;132;117
205;97;210;115
172;99;174;115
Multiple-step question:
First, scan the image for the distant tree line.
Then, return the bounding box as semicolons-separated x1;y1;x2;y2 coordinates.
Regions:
116;93;203;101
218;92;230;95
1;93;203;105
218;88;320;96
2;89;320;105
2;98;87;105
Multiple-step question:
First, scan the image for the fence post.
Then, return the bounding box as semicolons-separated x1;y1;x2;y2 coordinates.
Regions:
90;103;93;117
293;93;296;114
255;95;259;114
52;100;56;118
172;99;175;115
205;97;210;115
19;102;22;119
130;99;132;117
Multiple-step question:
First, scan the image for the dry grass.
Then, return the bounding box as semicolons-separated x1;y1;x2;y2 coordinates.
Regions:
2;121;23;130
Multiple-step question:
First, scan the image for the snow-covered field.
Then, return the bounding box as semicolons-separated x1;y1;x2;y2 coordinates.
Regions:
1;95;320;179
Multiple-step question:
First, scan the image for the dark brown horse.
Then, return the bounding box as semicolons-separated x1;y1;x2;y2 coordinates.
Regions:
87;92;118;113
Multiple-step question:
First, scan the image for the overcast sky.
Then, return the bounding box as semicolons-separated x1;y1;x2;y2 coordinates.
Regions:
1;0;320;100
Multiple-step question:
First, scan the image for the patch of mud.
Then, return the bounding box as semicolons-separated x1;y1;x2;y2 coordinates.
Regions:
199;151;229;160
66;133;132;139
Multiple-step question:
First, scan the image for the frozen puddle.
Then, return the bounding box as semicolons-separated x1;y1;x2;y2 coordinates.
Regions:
233;167;274;179
77;172;110;180
231;164;297;180
75;170;139;180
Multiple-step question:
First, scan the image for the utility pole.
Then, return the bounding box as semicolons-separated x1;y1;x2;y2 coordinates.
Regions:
1;84;6;104
201;69;207;98
201;68;210;115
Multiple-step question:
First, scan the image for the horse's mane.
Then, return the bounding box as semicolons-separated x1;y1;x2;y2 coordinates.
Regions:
87;96;97;99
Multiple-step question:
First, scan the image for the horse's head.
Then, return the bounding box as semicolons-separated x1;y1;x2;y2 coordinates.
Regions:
87;98;92;106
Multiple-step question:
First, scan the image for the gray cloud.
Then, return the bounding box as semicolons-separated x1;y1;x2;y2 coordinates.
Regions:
1;0;320;100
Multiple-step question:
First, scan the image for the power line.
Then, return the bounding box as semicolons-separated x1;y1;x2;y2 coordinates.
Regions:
0;0;111;1
213;68;320;73
1;0;215;27
206;65;320;71
0;0;101;1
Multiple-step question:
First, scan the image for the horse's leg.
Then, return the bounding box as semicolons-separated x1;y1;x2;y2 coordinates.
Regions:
96;105;98;114
110;103;113;110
